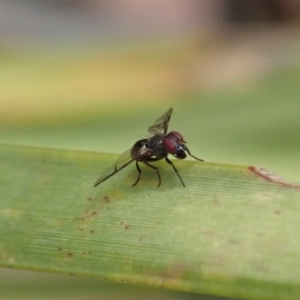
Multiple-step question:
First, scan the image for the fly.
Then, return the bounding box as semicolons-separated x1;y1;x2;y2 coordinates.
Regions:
94;108;204;187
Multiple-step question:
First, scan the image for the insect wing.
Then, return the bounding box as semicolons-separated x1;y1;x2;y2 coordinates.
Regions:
94;149;134;187
148;108;173;135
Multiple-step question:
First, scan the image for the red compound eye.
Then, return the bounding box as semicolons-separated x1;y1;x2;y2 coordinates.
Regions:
166;131;185;143
162;137;177;154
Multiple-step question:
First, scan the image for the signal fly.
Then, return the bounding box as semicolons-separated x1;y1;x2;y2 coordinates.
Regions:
94;108;203;187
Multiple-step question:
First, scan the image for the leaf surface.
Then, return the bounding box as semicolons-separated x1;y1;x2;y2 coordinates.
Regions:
1;143;300;300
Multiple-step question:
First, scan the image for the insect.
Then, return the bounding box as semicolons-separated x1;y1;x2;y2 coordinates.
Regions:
94;108;203;188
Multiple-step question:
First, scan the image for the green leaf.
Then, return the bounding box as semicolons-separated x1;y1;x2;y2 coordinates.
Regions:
1;143;300;300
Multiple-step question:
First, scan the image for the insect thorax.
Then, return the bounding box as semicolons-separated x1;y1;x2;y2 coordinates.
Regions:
147;134;165;158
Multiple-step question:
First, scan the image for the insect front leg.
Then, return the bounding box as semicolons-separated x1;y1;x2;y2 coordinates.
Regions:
165;156;185;187
184;145;204;161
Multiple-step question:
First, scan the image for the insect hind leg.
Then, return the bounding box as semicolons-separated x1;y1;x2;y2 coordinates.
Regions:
143;162;161;187
132;160;161;187
132;161;142;186
165;156;185;187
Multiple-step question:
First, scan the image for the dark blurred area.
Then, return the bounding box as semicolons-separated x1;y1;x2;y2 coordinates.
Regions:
226;0;300;23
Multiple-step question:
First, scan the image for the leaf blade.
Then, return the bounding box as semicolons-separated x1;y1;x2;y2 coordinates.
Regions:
1;143;300;299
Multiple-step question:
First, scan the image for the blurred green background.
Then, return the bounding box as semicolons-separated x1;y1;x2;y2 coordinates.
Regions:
1;1;300;299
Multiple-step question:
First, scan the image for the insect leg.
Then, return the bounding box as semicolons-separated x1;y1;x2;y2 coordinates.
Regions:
184;146;204;161
132;161;142;186
165;156;185;187
143;162;161;187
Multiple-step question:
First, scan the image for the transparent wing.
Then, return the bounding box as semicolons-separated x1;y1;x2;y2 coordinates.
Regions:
94;148;134;187
148;108;173;135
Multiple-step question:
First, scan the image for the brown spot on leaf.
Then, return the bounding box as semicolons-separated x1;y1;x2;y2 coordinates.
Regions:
104;196;110;203
274;210;281;215
67;252;73;258
228;239;239;244
87;197;92;201
90;230;94;234
163;264;188;282
249;166;300;189
212;198;220;204
202;230;215;236
125;225;130;230
86;211;97;218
